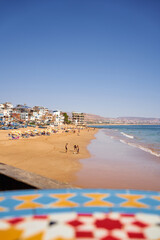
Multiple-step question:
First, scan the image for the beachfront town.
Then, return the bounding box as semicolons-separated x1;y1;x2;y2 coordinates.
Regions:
0;102;85;128
0;102;160;129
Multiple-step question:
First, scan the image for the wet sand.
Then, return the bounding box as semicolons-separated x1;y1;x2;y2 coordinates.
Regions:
0;128;97;184
72;129;160;190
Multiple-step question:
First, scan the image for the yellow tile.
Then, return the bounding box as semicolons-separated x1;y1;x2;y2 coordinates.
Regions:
13;195;43;210
50;193;78;208
84;193;113;207
117;194;147;208
0;226;23;240
24;232;44;240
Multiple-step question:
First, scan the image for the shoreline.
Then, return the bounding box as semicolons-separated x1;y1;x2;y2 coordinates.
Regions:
0;127;98;185
72;129;160;191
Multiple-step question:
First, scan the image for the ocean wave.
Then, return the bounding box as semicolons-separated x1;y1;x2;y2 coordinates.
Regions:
137;145;160;158
120;139;136;148
119;139;160;158
120;139;127;144
121;132;134;139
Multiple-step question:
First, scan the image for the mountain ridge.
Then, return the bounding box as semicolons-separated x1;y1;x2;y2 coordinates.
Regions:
67;112;160;123
84;113;160;123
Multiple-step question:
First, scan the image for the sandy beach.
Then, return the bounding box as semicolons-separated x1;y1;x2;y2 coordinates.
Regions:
0;127;160;190
0;127;97;184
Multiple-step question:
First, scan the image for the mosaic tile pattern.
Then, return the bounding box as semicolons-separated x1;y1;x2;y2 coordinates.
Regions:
0;189;160;239
0;189;160;217
0;212;160;239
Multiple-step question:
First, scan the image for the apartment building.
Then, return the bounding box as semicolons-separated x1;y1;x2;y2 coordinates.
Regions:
72;112;85;125
52;110;64;126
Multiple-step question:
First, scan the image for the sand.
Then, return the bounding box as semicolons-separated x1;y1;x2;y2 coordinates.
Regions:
73;129;160;191
0;127;97;184
1;127;159;190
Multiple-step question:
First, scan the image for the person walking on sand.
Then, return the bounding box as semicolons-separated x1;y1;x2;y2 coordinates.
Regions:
74;144;77;153
65;143;68;153
77;145;79;154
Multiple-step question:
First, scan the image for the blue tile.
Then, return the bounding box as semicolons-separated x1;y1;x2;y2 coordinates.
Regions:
2;189;40;198
0;198;21;210
34;206;112;215
69;193;91;206
100;189;128;194
2;189;159;198
34;207;78;215
103;195;126;206
0;209;34;218
76;207;113;213
34;195;57;205
0;208;9;216
112;207;160;215
139;197;160;208
126;190;160;196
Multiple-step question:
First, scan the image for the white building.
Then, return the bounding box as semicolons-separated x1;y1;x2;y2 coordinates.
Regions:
0;102;13;122
0;104;4;116
53;110;64;126
20;112;28;121
0;104;4;110
32;106;48;121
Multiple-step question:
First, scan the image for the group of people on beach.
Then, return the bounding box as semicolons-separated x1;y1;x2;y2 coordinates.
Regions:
8;128;57;140
8;126;86;140
65;143;79;154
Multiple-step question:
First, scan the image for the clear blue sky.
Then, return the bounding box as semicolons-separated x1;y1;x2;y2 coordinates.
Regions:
0;0;160;118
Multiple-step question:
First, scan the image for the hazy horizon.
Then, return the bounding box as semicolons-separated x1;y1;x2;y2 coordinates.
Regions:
0;0;160;118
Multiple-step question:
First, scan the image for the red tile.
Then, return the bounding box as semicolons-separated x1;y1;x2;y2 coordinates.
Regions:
127;232;145;239
78;213;92;217
7;217;24;225
120;213;135;217
101;236;121;240
67;219;83;227
95;218;123;230
33;215;48;219
76;231;94;238
132;220;148;228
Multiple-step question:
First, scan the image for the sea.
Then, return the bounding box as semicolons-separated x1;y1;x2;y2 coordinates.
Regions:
90;125;160;158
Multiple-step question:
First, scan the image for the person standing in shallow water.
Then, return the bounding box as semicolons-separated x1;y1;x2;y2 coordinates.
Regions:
65;143;68;153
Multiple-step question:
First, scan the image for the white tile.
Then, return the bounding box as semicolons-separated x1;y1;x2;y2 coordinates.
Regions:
44;224;75;240
136;213;160;224
144;226;160;239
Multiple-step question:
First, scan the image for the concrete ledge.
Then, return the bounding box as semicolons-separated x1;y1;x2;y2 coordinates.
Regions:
0;163;74;190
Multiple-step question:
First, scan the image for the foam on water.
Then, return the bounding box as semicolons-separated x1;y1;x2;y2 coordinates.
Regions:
120;139;160;157
92;125;160;158
121;132;134;139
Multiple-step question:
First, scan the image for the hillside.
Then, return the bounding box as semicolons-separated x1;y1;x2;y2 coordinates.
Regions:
67;112;160;124
84;113;110;123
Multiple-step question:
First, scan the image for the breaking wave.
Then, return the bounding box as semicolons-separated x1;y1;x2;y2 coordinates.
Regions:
119;139;160;158
120;132;134;139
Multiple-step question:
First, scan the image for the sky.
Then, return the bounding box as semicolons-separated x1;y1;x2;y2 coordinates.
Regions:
0;0;160;118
